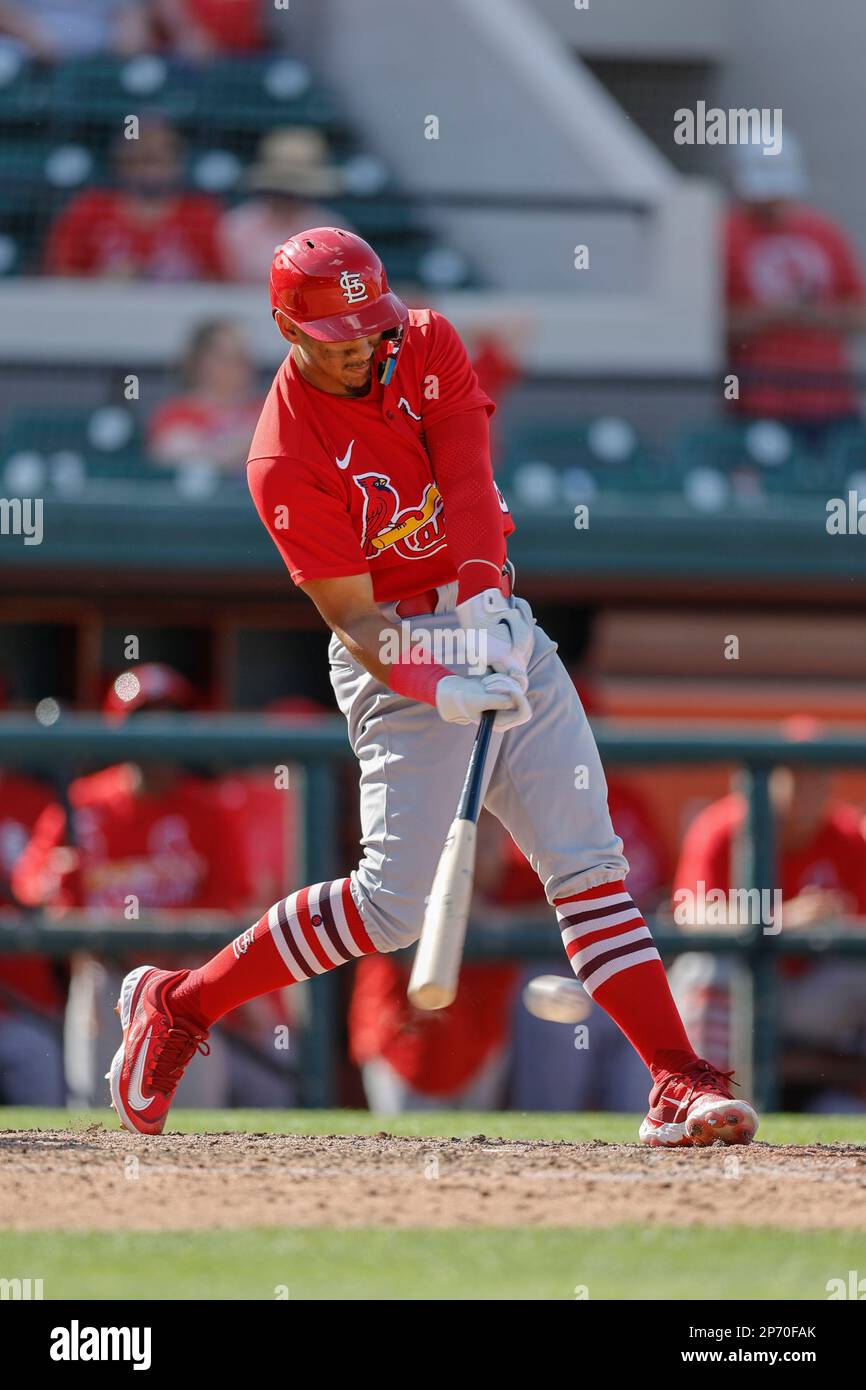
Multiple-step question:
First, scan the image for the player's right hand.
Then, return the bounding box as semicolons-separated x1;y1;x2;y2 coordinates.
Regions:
435;673;531;731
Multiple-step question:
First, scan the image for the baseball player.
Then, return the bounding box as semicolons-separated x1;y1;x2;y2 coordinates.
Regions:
109;228;758;1146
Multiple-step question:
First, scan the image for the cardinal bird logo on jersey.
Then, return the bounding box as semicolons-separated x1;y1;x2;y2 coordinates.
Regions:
353;472;447;561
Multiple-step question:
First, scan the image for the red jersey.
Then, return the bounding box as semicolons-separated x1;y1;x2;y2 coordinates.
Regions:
673;794;866;911
13;765;252;912
45;190;225;281
726;204;866;419
247;309;515;603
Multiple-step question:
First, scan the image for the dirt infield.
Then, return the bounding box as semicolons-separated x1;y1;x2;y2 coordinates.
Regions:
1;1129;865;1231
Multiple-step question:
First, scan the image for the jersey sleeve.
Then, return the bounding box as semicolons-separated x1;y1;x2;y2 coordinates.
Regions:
247;455;368;585
420;311;496;429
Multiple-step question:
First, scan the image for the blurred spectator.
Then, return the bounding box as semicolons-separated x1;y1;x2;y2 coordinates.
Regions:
0;760;65;1105
150;0;265;57
509;684;667;1111
669;717;866;1111
148;320;263;474
12;664;290;1108
44;117;225;281
219;129;347;284
349;812;533;1113
726;133;866;447
0;1;150;62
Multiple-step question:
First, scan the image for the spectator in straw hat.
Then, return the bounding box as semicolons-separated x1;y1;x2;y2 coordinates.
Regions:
219;127;350;283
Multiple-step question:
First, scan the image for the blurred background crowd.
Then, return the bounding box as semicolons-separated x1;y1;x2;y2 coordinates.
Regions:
1;0;865;1116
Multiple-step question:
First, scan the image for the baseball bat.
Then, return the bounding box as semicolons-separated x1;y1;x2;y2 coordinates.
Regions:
407;709;496;1011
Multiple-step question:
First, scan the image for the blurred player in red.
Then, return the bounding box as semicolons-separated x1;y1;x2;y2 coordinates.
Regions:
726;134;866;446
108;229;757;1147
0;668;65;1103
12;664;280;1107
350;812;536;1112
670;717;866;1110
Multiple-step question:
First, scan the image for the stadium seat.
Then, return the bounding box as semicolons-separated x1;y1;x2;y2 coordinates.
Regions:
823;422;866;491
0;139;101;219
0;49;51;124
673;418;805;474
500;419;667;508
192;59;340;132
1;408;145;493
52;56;197;130
673;418;841;504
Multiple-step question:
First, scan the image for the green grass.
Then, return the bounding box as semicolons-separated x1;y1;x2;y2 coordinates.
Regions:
0;1227;862;1300
3;1106;866;1146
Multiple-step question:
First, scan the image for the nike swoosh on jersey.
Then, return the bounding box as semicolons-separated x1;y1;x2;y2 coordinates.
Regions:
336;441;355;470
127;1026;153;1111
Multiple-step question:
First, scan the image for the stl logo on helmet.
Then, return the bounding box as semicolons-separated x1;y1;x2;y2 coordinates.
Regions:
339;270;368;304
353;472;447;561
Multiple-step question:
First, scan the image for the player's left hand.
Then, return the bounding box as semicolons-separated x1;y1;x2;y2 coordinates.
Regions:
456;588;534;690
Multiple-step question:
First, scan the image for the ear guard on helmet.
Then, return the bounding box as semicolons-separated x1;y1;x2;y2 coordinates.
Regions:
378;323;405;385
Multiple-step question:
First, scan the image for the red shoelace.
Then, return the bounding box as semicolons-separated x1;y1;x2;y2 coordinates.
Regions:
147;1025;210;1096
661;1059;738;1108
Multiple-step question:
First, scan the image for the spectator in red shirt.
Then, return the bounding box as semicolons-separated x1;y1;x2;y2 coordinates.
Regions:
44;117;225;282
148;320;264;476
669;718;866;1110
149;0;265;57
725;133;866;447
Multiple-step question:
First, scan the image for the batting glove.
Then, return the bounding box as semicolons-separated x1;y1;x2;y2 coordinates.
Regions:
456;588;534;691
435;672;531;732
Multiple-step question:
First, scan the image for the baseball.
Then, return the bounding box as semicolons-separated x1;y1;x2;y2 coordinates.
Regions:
522;974;592;1024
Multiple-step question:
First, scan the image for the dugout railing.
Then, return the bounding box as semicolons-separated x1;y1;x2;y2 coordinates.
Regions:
1;716;865;1110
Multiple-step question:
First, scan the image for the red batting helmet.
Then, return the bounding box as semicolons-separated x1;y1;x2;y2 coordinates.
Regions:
269;227;409;342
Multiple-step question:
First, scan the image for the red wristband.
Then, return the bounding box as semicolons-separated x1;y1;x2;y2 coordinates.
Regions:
388;656;453;707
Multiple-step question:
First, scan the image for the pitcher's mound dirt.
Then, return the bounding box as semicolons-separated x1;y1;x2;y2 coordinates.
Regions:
1;1129;864;1231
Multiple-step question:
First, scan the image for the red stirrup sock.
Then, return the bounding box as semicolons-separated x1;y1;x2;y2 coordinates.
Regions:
168;877;376;1027
555;880;696;1075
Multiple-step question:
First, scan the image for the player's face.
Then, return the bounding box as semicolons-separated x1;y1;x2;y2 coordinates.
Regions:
284;323;386;397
